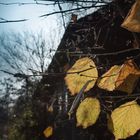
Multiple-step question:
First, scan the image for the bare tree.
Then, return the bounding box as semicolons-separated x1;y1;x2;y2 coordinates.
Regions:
0;30;59;77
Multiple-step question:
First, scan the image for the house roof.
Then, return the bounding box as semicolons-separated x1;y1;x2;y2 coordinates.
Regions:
46;0;140;76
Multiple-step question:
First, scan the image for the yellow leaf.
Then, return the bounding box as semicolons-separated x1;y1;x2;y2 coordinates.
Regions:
111;100;140;139
98;65;122;91
65;57;98;95
98;59;140;93
76;97;100;128
43;126;53;138
47;105;53;113
121;0;140;32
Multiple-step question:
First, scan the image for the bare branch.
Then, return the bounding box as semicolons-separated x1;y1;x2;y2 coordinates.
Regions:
0;2;57;6
67;48;140;56
40;4;106;17
0;18;28;23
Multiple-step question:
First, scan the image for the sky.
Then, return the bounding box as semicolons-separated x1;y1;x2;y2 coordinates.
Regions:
0;0;67;79
0;0;63;33
0;0;98;33
0;0;70;96
0;0;102;97
0;0;98;81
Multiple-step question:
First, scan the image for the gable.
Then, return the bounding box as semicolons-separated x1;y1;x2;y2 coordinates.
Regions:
48;0;140;75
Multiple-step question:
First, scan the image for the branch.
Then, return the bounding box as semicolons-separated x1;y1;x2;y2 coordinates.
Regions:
0;70;15;76
0;2;57;6
68;48;140;56
0;0;108;23
108;93;140;99
0;18;28;23
68;80;92;118
40;4;106;17
36;0;108;3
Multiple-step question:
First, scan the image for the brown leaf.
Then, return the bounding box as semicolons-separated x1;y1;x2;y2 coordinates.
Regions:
98;59;140;94
121;0;140;32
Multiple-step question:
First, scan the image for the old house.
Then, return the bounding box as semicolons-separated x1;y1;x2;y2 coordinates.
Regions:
34;0;140;139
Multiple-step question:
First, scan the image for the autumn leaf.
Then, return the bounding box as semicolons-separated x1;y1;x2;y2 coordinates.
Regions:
65;57;98;95
97;65;121;91
117;74;139;94
116;59;140;93
76;97;100;128
47;98;56;113
110;100;140;139
43;126;53;138
47;105;53;113
98;59;140;94
121;0;140;32
116;60;140;84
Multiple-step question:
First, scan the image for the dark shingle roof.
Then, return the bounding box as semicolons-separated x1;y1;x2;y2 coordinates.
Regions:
47;0;139;75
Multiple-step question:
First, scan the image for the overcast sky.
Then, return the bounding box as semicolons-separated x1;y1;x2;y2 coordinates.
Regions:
0;0;68;81
0;0;102;96
0;0;98;80
0;0;66;32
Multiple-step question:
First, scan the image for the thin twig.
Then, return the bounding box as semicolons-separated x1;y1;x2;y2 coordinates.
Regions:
40;5;106;17
0;18;28;23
